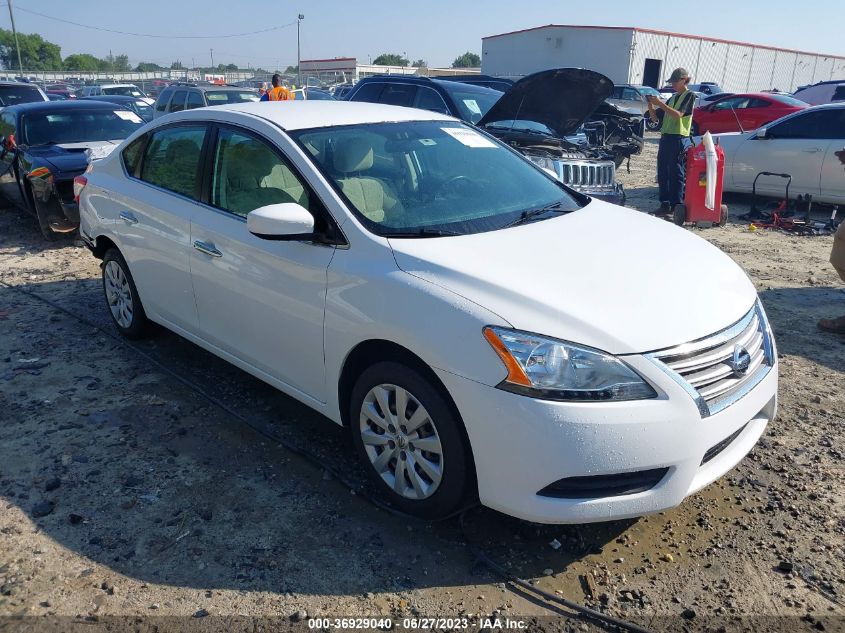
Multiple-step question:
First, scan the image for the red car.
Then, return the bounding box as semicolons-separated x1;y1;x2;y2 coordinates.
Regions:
692;92;808;134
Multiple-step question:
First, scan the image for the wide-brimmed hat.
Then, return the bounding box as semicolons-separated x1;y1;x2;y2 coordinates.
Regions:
666;68;690;82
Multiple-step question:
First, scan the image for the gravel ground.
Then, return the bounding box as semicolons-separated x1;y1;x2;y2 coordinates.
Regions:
0;135;843;632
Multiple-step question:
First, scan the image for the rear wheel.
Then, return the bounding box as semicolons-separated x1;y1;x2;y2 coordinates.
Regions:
349;362;470;519
33;196;59;241
102;248;150;339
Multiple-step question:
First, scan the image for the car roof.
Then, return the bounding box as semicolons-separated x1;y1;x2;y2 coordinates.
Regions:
161;101;454;130
0;81;41;88
3;100;129;114
165;84;255;92
80;95;145;102
94;83;139;88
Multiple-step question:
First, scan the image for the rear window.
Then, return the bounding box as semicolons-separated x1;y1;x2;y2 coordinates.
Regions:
23;109;145;145
205;91;259;104
104;86;144;98
768;93;808;107
0;85;45;107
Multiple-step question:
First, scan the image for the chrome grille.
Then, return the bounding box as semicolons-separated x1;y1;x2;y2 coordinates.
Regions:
556;160;616;191
648;303;774;417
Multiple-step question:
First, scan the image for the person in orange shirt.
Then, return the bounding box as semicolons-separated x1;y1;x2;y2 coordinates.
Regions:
260;74;293;101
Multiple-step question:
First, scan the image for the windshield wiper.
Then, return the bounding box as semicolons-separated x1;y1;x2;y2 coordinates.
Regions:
384;228;462;238
503;202;571;228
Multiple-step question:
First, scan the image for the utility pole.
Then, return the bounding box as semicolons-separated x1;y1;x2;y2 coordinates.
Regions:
7;0;24;75
210;48;214;70
297;13;304;87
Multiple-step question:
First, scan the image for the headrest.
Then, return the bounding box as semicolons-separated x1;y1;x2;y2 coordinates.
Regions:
333;137;374;173
226;142;277;186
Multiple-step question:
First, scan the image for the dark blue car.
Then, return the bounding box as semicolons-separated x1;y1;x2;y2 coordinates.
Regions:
0;100;145;239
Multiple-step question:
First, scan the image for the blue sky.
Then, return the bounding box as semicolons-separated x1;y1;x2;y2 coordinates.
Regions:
7;0;845;69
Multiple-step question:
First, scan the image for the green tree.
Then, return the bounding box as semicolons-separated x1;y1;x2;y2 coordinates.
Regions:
284;65;298;75
171;60;183;70
63;53;103;72
372;53;409;67
113;54;130;72
135;62;164;72
0;28;63;71
412;59;427;68
451;52;481;68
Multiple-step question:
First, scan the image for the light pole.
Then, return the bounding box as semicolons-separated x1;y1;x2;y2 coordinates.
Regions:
210;48;214;70
7;0;23;75
297;13;304;87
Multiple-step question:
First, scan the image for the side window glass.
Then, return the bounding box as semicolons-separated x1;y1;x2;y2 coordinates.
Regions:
155;89;171;112
169;90;188;113
414;87;450;114
211;128;310;218
767;111;843;140
0;112;15;138
139;126;205;198
379;84;417;107
748;98;771;108
121;134;147;176
350;82;385;103
186;91;204;110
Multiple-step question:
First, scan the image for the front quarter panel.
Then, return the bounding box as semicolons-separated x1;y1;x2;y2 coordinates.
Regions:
323;241;511;424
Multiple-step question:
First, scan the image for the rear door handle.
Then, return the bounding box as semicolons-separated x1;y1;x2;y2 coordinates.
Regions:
119;211;138;224
193;240;222;258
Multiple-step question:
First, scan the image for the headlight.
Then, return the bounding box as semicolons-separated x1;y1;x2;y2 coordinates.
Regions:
483;326;657;401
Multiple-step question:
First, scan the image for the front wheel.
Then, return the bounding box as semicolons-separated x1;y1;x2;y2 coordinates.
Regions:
645;117;661;132
350;362;471;519
102;248;150;339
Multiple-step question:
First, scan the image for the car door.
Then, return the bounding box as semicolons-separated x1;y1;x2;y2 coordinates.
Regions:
740;98;773;131
189;123;337;401
732;109;835;197
819;109;845;204
0;110;23;207
705;96;748;133
109;124;207;332
168;90;188;114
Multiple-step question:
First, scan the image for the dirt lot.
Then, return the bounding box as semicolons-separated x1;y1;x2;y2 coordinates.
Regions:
0;136;843;632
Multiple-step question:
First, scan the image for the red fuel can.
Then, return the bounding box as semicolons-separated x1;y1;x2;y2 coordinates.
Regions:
675;141;727;226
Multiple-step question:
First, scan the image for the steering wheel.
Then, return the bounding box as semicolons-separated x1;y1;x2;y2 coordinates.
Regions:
440;175;474;197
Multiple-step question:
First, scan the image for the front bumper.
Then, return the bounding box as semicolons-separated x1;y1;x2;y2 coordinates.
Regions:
436;355;777;524
583;183;626;206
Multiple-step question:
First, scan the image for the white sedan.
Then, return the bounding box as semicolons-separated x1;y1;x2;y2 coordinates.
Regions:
77;101;778;523
716;103;845;205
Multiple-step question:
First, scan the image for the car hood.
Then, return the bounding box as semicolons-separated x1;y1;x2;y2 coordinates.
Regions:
389;200;757;355
30;141;121;172
478;68;614;138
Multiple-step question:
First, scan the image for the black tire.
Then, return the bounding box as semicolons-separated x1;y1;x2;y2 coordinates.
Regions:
32;196;58;241
672;203;686;226
102;248;150;339
719;203;729;227
645;117;661;132
691;122;700;136
349;361;471;519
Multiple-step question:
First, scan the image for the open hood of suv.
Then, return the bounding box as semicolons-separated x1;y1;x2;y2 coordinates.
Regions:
477;68;614;138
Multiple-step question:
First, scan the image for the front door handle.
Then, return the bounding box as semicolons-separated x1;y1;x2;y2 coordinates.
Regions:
119;211;138;224
802;148;821;153
193;240;222;258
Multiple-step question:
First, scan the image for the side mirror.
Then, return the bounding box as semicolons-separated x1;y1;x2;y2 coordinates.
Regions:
756;127;768;139
247;202;315;240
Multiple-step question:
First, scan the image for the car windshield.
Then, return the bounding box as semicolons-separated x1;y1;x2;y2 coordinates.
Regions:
133;101;154;120
768;93;808;107
205;90;259;104
291;121;582;237
441;85;503;123
104;86;145;98
23;109;145;145
0;85;44;106
637;87;661;98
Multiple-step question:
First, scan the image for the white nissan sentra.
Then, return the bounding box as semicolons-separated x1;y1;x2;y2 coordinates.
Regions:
77;102;778;523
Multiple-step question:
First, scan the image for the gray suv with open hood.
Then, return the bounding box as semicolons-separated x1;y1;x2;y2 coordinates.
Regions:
346;69;643;205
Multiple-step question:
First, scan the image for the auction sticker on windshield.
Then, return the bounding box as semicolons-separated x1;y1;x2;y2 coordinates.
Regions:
463;99;482;115
441;127;496;148
114;110;142;123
